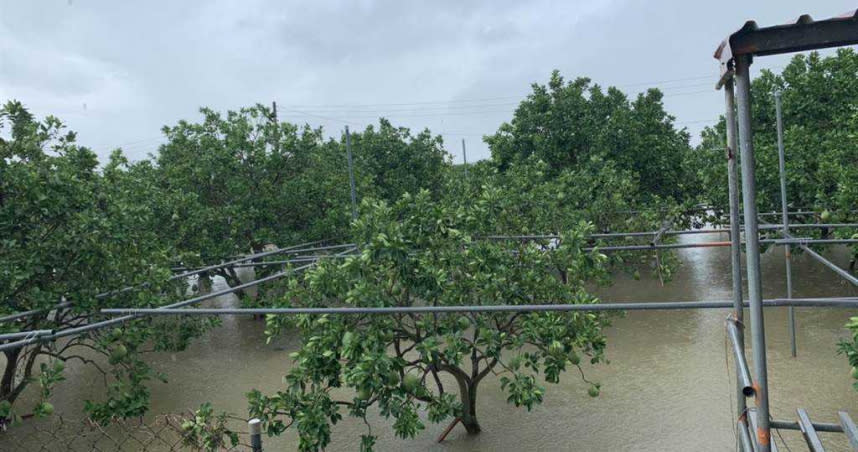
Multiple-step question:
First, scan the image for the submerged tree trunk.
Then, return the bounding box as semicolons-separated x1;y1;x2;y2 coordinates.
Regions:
1;349;20;403
450;370;481;434
462;381;481;434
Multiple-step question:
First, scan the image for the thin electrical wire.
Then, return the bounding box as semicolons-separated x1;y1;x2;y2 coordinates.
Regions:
278;75;726;110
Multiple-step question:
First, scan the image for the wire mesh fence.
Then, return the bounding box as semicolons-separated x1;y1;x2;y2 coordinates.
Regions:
0;413;255;452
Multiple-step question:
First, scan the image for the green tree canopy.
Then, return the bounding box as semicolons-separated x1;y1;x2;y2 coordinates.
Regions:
348;118;450;202
249;191;612;451
156;105;344;263
486;70;693;202
691;48;858;217
0;101;213;423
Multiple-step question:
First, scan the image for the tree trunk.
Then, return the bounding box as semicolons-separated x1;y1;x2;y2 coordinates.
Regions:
1;349;20;403
462;382;481;434
451;372;481;434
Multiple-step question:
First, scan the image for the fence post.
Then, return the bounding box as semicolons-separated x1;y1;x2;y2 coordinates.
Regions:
249;418;263;452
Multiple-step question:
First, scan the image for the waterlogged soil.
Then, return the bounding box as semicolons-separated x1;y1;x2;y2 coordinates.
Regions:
4;232;858;451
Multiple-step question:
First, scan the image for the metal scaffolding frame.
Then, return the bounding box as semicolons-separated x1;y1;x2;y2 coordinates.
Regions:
715;9;858;452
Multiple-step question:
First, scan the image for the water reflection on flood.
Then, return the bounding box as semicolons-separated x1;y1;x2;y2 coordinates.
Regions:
11;232;858;451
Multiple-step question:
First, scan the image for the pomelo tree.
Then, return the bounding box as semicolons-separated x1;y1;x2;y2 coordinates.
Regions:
486;70;694;203
248;190;612;451
0;101;214;424
690;48;858;218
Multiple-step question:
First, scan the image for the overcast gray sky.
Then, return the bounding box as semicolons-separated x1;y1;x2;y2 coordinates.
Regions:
1;0;855;163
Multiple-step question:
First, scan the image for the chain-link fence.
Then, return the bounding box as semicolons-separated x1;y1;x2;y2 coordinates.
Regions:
0;413;257;452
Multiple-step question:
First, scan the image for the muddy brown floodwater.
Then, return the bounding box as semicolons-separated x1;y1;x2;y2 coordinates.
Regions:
6;232;858;451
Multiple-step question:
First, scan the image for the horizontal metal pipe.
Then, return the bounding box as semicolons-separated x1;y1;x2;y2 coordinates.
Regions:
776;223;858;229
770;419;844;433
5;234;854;322
0;239;338;324
726;319;755;397
597;237;858;252
0;330;53;341
0;307;63;324
591;242;733;251
757;210;858;217
168;242;353;280
486;223;858;242
100;297;858;316
773;238;858;245
172;253;356;271
0;294;849;352
229;255;353;268
0;249;355;353
754;211;816;217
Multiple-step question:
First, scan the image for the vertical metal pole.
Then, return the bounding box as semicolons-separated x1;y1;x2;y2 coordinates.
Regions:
345;126;357;220
724;79;747;420
735;54;771;452
271;101;280;154
249;418;263;452
774;90;797;357
461;139;468;177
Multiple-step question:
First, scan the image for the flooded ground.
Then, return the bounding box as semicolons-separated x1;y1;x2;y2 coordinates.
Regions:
5;231;858;451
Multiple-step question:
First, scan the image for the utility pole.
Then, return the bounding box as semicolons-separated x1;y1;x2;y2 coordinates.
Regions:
461;139;468;177
345;126;357;220
271;101;279;153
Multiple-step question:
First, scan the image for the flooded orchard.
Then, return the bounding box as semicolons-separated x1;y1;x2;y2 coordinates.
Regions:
7;231;858;451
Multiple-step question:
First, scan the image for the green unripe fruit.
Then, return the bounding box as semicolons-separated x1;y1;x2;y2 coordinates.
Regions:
633;270;641;281
109;344;128;364
40;402;54;416
821;210;831;221
402;374;420;392
851;367;858;380
548;340;564;355
357;388;371;401
851;233;858;240
111;328;122;338
587;386;600;398
457;316;471;330
386;370;400;386
569;352;581;366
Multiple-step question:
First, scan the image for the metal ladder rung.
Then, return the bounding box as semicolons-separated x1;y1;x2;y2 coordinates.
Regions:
839;411;858;451
797;409;825;452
